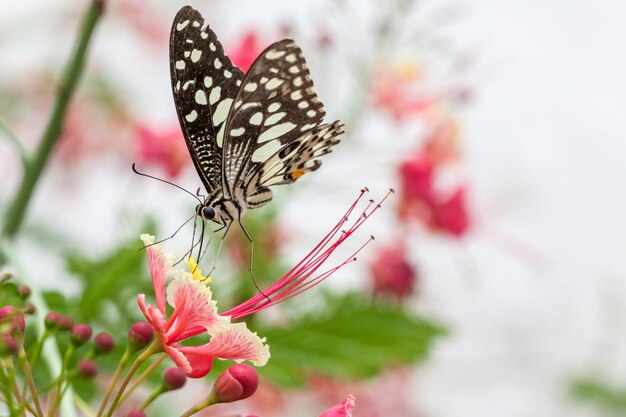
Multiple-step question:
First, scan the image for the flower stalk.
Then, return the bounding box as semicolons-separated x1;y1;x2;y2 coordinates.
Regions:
1;0;105;240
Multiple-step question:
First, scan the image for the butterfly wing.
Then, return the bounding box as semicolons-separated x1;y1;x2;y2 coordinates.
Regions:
220;40;338;203
242;121;344;208
170;6;244;195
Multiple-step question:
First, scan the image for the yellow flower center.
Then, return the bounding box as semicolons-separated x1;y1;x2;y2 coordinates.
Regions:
187;257;212;283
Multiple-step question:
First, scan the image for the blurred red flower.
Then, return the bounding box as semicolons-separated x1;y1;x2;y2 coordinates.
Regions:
429;186;471;237
369;244;418;298
135;124;190;178
229;31;263;72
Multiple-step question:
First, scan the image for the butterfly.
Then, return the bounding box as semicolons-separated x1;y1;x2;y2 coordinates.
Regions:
170;5;344;246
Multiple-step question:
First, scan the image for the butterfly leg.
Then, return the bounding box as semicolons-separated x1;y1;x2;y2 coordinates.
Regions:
205;222;231;277
237;218;270;300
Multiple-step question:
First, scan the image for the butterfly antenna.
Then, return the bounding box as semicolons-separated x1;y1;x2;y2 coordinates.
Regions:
132;163;202;204
141;213;197;250
238;218;270;302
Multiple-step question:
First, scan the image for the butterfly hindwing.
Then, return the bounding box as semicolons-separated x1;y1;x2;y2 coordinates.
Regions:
170;6;244;193
243;121;344;209
220;40;328;199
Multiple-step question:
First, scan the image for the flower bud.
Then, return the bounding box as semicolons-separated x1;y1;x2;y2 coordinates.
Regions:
94;332;115;355
57;315;74;332
77;359;98;378
44;311;61;330
23;303;36;315
163;367;187;391
212;364;259;403
71;324;93;346
0;273;12;284
0;306;25;333
18;285;31;299
127;411;146;417
128;322;154;351
0;333;19;355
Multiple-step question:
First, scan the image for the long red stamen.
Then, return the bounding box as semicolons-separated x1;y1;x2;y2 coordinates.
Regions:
223;189;393;320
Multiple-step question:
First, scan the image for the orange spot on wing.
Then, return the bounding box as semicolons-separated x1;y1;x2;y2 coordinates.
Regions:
291;170;305;180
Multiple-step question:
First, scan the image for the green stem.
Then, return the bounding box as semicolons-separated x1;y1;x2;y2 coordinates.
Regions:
178;392;218;417
46;345;75;417
139;386;165;411
95;346;132;417
119;353;166;404
103;340;162;417
0;360;19;416
0;117;29;167
17;346;44;417
1;0;105;239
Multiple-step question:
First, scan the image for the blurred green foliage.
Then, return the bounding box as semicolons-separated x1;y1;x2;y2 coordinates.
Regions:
570;378;626;415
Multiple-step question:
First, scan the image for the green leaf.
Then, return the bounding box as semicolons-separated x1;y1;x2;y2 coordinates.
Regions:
256;292;446;387
570;377;626;413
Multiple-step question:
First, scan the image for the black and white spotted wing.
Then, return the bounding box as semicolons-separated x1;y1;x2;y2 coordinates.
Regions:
220;40;336;207
170;6;244;195
170;6;343;225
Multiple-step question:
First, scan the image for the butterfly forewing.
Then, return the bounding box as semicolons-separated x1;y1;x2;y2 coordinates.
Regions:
170;6;244;194
220;40;328;199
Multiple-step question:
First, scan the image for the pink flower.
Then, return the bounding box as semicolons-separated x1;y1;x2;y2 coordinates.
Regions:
369;244;417;298
229;31;263;72
318;395;355;417
135;124;190;178
430;186;471;237
137;235;270;378
222;189;393;320
138;189;391;377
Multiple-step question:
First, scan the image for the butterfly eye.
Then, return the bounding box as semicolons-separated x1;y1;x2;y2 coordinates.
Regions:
202;206;216;220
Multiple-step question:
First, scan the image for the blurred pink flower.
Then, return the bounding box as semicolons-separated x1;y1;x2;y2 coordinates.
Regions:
229;31;263;72
138;235;270;378
318;395;355;417
399;153;434;203
369;244;417;298
371;62;434;121
135;124;190;178
430;186;471;237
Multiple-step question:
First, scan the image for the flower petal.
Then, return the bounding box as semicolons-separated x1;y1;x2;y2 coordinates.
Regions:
177;322;270;366
137;295;167;339
164;272;229;343
318;395;356;417
141;234;175;314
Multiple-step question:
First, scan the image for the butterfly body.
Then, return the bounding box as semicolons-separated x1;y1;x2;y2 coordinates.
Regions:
171;6;344;231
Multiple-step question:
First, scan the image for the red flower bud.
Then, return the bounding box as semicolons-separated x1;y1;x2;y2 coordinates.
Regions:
127;411;146;417
77;359;98;378
57;315;74;331
23;303;36;315
18;285;31;299
44;311;61;330
163;367;187;390
128;322;154;351
94;332;115;355
0;306;25;333
71;324;93;346
212;364;259;403
0;333;19;355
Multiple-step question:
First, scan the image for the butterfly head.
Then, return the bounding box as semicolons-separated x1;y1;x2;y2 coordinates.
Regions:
196;204;218;223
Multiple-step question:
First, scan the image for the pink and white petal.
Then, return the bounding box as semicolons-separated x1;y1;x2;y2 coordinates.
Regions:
140;234;175;314
178;322;270;366
183;353;215;378
164;273;230;342
163;344;192;374
137;294;167;336
318;395;356;417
